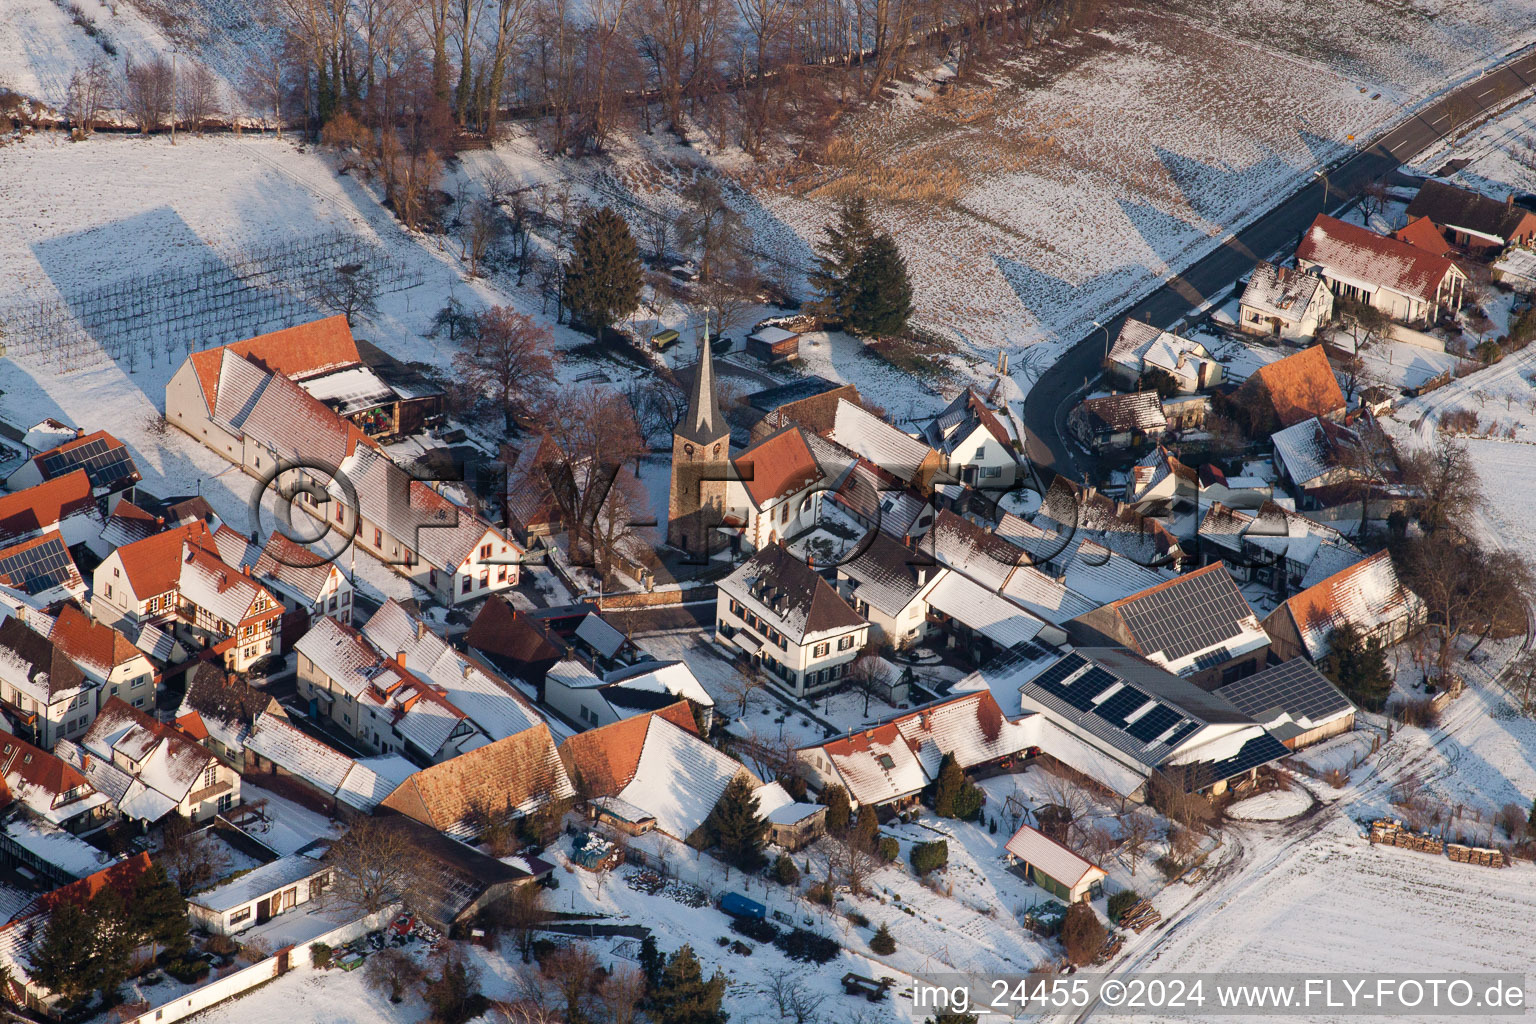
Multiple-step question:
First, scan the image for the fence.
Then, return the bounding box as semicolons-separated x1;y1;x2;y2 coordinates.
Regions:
117;907;398;1024
1;232;424;376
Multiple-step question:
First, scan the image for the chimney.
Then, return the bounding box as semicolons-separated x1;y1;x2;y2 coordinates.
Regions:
242;564;250;576
462;662;471;679
1277;265;1288;284
74;427;84;438
416;620;426;641
917;568;927;585
1509;193;1516;211
156;516;165;527
396;649;407;669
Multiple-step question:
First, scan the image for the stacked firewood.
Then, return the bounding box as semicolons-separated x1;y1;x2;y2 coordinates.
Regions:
1117;899;1162;934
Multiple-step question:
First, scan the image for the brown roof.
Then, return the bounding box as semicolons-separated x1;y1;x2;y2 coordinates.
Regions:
188;316;361;413
1393;216;1453;257
1405;179;1536;244
180;661;276;728
49;605;141;675
1076;392;1167;434
0;734;90;802
0;617;88;701
1244;345;1346;428
380;724;573;833
30;852;152;918
465;597;563;671
557;703;698;796
1295;214;1458;304
0;471;95;546
733;427;821;507
767;385;861;436
723;543;867;638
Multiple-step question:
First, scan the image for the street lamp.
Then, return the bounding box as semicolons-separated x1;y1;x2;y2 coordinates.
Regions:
1091;319;1111;361
1314;168;1330;210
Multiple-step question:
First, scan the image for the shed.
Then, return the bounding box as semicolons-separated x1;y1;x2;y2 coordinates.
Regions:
719;892;766;920
1004;824;1106;904
747;325;801;365
185;855;333;936
591;795;657;836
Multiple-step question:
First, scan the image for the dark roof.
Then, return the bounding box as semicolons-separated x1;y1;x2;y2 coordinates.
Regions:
0;617;87;701
724;544;865;638
1216;658;1354;725
465;596;564;677
33;431;141;491
1406;179;1535;242
1079;648;1253;725
924;389;1013;452
1104;563;1263;664
839;531;932;617
1076;392;1166;434
675;339;729;445
747;376;845;413
375;814;533;928
180;662;277;728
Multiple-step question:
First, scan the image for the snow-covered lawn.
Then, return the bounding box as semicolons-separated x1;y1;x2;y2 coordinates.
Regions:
1226;787;1313;821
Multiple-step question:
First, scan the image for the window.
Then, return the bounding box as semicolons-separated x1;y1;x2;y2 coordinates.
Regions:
105;584;112;599
779;502;789;524
876;753;896;770
373;527;383;548
113;567;120;578
481;543;492;559
981;465;1002;478
335;501;344;523
813;642;829;657
329;595;338;612
229;907;252;926
498;565;507;582
479;569;489;588
429;569;437;589
837;636;855;650
462;577;472;594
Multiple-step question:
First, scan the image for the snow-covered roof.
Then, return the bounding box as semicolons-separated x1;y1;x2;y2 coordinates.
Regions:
1296;214;1461;303
718;544;865;644
245;714;354;794
1272;550;1425;662
1;818;111;879
1272;417;1352;488
187;855;330;914
1493;246;1536;282
828;400;934;487
923;571;1046;648
601;661;715;710
752;781;823;826
336;755;417;812
574;614;626;660
615;717;752;840
892;691;1033;778
1240;262;1329;323
749;325;799;345
297;364;397;417
1005;824;1104;887
814;723;928;808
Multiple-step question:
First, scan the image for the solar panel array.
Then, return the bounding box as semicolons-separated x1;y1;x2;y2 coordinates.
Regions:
1030;652;1087;693
1217;658;1353;722
1061;667;1118;711
1163;721;1201;748
1117;568;1255;662
1190;732;1291;788
40;436;138;490
1126;704;1181;743
1192;646;1233;673
0;536;75;594
1092;685;1150;726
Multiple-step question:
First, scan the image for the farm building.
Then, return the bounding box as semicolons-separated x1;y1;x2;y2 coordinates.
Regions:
1004;823;1106;903
746;325;801;364
1215;658;1356;750
1262;550;1426;663
1405;179;1536;252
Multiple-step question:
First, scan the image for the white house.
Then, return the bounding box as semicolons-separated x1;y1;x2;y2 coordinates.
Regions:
918;390;1020;489
82;697;241;822
1239;262;1334;342
1295;214;1466;326
723;427;828;553
1106;320;1223;392
716;544;869;697
186;855;333;936
543;659;715;733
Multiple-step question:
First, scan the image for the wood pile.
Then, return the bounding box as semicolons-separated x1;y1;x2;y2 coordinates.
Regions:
1368;819;1444;855
1118;899;1162;934
1446;844;1507;868
1093;934;1125;964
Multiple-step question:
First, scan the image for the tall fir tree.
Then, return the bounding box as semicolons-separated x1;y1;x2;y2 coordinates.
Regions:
809;196;876;322
1325;623;1392;712
932;753;982;819
869;921;897;955
705;774;768;872
823;783;852;834
853;804;881;853
564;206;642;335
846;233;913;337
639;934;665;995
88;886;134;997
30;901;96;1001
650;945;729;1024
131;865;191;962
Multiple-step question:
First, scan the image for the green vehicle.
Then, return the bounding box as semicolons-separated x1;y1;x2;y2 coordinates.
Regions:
650;328;680;351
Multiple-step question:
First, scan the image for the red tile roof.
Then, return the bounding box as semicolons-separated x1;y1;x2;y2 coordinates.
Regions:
31;852;153;917
1393;216;1452;257
49;605;142;676
1296;214;1458;304
188;316;361;412
557;703;698;795
733;427;821;507
114;521;215;598
0;471;95;546
1246;345;1346;428
0;734;90;802
380;723;572;833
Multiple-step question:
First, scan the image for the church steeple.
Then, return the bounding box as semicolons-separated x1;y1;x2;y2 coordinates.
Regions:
676;329;727;446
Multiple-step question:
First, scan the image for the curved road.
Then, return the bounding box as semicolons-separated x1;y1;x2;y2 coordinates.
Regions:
1021;46;1536;480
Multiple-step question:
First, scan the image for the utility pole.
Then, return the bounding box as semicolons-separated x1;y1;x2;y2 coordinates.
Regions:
169;49;177;146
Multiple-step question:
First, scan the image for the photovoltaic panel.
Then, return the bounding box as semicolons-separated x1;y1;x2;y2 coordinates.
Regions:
1217;658;1352;723
1116;567;1255;663
1030;653;1087;694
40;436;139;490
1092;685;1150;726
1126;703;1181;743
1062;666;1118;710
0;536;74;593
1163;721;1200;748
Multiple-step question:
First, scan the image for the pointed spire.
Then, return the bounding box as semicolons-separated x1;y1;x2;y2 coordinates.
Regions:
676;329;727;445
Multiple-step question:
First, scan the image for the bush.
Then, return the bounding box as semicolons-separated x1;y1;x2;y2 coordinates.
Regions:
729;917;778;943
773;928;839;963
1474;339;1504;364
1391;697;1441;729
1155;854;1183;880
910;840;949;876
878;836;900;863
165;959;209;984
1107;890;1140;923
806;881;835;906
1509;305;1536;350
869;921;897;955
1060;902;1106;966
845;909;870;928
205;934;238;956
310;942;333;969
772;854;801;886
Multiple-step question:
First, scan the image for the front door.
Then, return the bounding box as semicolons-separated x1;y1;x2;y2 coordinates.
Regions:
256;897;272;924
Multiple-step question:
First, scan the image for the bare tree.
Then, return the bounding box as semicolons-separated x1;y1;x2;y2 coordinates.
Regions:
65;57;114;135
1358;181;1390;223
454;308;559;433
598;965;645;1024
847;653;892;715
541;944;601;1022
1401;532;1533;680
364;947;425;1003
1400;435;1482;532
677;178;749;284
123;58;174;133
315;262;381;326
536;385;649;564
488;883;546;963
159;816;231;894
1121;813;1151;877
766;967;829;1024
178;62;221;133
459;199;505;277
720;663;765;716
325;818;422;916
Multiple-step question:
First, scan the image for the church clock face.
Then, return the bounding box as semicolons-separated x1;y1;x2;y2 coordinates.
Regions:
684;444;694;458
713;443;722;458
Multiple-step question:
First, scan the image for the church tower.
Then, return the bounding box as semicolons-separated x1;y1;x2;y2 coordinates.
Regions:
668;334;731;555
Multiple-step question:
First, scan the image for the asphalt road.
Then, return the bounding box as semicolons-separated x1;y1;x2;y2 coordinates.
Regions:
1020;45;1536;481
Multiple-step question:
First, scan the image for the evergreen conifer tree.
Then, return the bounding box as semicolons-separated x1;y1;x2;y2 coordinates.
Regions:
88;886;134;997
1528;797;1536;835
846;233;913;337
809;196;875;321
564;206;642;335
30;902;96;1001
869;921;897;955
639;934;665;995
650;945;729;1024
706;775;768;872
1325;623;1393;712
823;784;852;834
853;804;880;853
131;865;191;962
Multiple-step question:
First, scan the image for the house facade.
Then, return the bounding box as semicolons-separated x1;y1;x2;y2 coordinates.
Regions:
1239;262;1334;342
1295;214;1466;325
0;617;98;749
